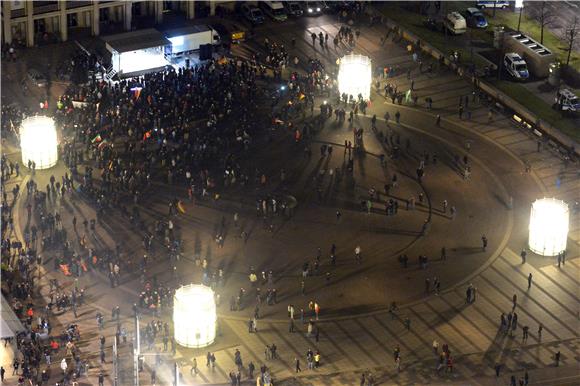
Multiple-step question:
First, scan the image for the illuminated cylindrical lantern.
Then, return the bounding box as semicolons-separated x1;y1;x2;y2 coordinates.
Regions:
528;198;569;256
20;116;58;169
173;284;216;348
338;54;372;100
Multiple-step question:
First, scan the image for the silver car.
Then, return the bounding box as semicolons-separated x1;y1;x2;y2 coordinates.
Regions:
27;68;47;88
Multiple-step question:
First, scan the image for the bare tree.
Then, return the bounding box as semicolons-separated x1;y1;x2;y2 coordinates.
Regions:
531;1;555;44
562;16;579;67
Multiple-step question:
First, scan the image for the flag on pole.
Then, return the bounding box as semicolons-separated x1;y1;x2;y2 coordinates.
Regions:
131;86;142;99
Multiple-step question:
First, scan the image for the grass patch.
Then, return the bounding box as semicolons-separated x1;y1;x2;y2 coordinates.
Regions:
378;3;488;68
489;80;579;141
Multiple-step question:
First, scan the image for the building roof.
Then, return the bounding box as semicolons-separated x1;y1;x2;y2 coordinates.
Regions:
1;294;25;338
163;25;212;38
102;29;171;54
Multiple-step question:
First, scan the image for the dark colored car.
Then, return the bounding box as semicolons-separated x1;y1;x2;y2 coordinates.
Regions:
285;2;303;17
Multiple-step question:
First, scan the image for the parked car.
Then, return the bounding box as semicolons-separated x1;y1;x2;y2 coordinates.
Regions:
241;4;265;25
259;1;287;22
465;7;488;28
443;12;467;35
476;1;510;9
27;68;47;88
284;2;303;17
304;1;323;16
504;53;529;80
555;89;580;113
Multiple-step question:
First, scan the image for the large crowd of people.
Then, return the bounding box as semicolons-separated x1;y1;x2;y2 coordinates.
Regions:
0;24;347;381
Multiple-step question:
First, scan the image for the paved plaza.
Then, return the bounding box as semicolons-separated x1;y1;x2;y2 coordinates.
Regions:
1;11;578;386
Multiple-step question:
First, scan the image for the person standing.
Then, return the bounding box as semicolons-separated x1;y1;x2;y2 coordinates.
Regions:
190;358;197;375
248;362;255;379
520;249;527;264
495;363;502;377
295;358;301;372
98;372;104;386
481;235;488;251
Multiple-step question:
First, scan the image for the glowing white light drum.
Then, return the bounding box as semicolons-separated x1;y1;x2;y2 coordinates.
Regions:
528;198;569;256
338;54;372;100
173;284;216;348
20;116;58;169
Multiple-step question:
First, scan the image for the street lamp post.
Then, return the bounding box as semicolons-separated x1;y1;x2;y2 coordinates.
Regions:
113;336;119;386
133;313;140;386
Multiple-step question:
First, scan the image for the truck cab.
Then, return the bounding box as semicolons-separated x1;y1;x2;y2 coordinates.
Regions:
443;12;467;35
504;53;529;80
555;89;580;113
259;1;288;22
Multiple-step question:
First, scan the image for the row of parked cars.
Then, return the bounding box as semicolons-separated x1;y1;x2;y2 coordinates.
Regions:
241;1;351;24
428;1;513;35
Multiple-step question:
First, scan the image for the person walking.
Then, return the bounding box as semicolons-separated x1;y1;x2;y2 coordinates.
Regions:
190;358;197;375
98;372;104;386
295;358;301;372
495;363;502;377
481;235;488;251
520;249;527;264
527;273;533;289
555;351;560;366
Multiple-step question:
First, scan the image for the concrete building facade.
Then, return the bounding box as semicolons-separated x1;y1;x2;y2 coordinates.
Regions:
1;1;226;48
